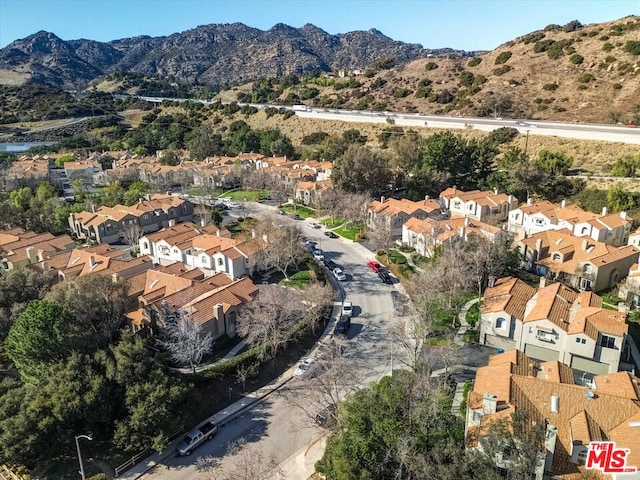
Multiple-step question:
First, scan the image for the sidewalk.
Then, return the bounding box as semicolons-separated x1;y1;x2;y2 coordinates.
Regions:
276;434;328;480
454;297;480;345
117;260;346;479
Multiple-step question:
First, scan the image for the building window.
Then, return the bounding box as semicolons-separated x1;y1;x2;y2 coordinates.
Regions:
513;213;520;220
575;337;586;344
581;226;589;235
496;317;506;329
600;335;615;349
536;329;557;343
534;218;544;226
218;258;224;266
453;201;461;209
201;255;207;263
143;241;148;250
583;264;592;274
552;253;561;261
143;214;148;219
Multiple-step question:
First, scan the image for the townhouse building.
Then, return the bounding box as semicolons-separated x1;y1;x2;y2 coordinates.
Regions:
69;194;194;244
139;222;265;280
402;215;507;257
295;179;333;206
508;199;632;246
439;187;518;222
4;156;53;189
519;229;639;292
466;350;640;479
126;268;258;339
63;159;103;183
0;228;75;273
480;276;630;374
368;196;445;238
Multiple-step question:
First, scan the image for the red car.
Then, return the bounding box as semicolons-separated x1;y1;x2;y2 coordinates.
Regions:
367;260;382;273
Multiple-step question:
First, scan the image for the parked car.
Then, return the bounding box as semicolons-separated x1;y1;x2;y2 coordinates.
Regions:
294;358;315;377
305;240;317;252
367;260;382;273
324;259;338;270
379;270;392;284
335;315;351;335
176;421;218;456
313;249;324;261
308;222;321;229
315;403;337;427
333;268;346;281
324;231;339;239
341;301;353;318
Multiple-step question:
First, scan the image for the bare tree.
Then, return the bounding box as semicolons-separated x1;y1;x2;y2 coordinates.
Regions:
368;216;395;256
340;192;370;227
303;281;335;334
235;361;259;392
283;337;357;431
206;437;282;480
392;315;431;372
122;223;144;253
236;285;303;360
158;307;214;374
195;201;212;227
251;224;305;280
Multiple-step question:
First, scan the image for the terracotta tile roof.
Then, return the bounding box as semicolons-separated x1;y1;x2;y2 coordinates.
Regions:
469;350;640;478
482;277;537;321
370;197;441;217
440;188;517;207
520;229;640;274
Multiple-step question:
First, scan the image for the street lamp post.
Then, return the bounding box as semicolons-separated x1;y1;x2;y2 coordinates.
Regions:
228;386;233;406
75;434;93;480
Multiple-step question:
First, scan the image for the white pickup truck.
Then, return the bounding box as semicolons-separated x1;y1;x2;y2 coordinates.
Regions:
176;420;218;456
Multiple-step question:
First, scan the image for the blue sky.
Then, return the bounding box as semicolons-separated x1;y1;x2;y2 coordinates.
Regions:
0;0;637;50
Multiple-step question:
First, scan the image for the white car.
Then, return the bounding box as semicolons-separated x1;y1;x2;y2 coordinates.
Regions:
341;301;353;318
333;268;346;281
293;358;315;377
313;249;324;261
308;222;321;229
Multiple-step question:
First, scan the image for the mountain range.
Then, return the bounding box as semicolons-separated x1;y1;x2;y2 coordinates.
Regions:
0;23;473;90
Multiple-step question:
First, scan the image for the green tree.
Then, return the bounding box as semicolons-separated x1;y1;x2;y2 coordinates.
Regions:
5;300;80;382
187;125;223;160
9;187;33;211
0;268;51;339
607;183;635;212
610;155;639;177
535;150;573;175
332;144;391;196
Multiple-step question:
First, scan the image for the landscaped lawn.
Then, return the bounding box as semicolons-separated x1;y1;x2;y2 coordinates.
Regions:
334;223;363;241
599;288;624;309
279;203;316;218
321;217;344;228
279;269;314;289
219;189;270;201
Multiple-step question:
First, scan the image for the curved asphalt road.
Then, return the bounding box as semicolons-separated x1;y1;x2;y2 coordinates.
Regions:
142;204;408;479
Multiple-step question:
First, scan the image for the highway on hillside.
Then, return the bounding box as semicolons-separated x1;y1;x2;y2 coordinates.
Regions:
133;94;640;145
142;203;409;479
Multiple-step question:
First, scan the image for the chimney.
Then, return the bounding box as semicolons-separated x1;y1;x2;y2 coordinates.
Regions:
112;272;119;283
216;229;220;237
214;303;224;321
581;239;589;251
40;260;47;271
550;394;559;413
494;188;498;195
483;393;498;414
488;275;496;288
620;211;627;220
561;199;566;208
252;229;256;239
25;246;36;264
381;196;386;203
508;194;513;203
539;276;546;289
459;226;466;239
91;204;96;213
37;250;44;262
168;219;176;227
464;217;470;227
527;197;533;206
602;206;608;216
424;195;430;201
535;237;543;254
200;218;206;227
89;255;96;268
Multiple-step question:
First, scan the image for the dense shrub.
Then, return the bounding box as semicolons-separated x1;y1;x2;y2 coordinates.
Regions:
624;40;640;55
562;20;583;32
522;31;546;44
553;106;567;112
370;77;386;89
600;35;610;41
612;83;623;90
577;73;595;83
570;53;584;64
487;127;518;145
534;39;556;53
425;62;438;71
458;71;475;87
392;88;412;98
543;83;559;91
494;51;513;65
492;65;512;76
544;24;561;31
605;55;617;63
603;42;614;52
467;57;482;67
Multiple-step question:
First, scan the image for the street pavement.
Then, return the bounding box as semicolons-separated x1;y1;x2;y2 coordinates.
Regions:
131;203;442;479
